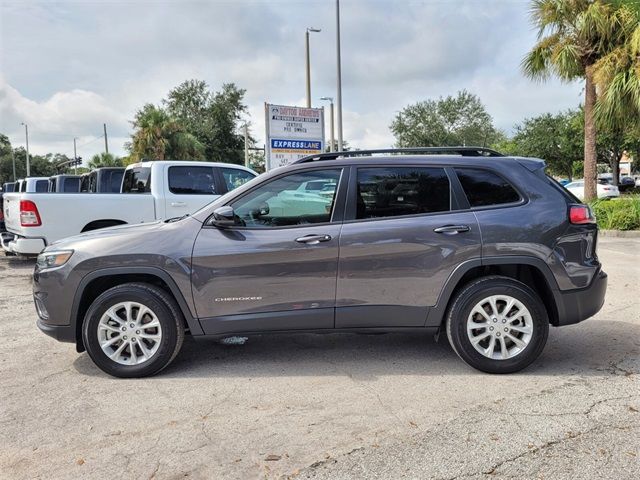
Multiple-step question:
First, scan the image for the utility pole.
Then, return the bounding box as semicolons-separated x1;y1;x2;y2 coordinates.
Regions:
21;123;30;176
244;123;249;168
335;0;344;151
11;148;16;181
305;27;321;108
73;137;78;174
320;97;335;152
103;123;109;154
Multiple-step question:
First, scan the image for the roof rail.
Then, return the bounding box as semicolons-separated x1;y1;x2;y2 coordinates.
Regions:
293;146;504;164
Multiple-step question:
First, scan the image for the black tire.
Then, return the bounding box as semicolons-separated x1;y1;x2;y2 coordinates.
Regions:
446;276;549;374
82;283;184;378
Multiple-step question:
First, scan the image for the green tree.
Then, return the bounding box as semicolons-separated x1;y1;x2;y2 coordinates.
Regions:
164;80;249;165
510;110;584;180
390;90;500;148
523;0;630;201
128;104;204;161
88;152;123;169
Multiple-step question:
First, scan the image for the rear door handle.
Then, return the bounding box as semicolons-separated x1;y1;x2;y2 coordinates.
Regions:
171;202;187;207
433;225;470;235
295;234;332;245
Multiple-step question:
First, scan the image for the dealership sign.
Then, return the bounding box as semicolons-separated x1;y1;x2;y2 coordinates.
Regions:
265;103;324;170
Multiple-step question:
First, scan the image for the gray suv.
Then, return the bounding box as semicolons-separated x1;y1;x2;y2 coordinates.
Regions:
33;147;607;378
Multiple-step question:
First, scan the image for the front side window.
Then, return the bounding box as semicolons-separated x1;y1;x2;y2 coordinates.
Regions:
221;167;256;192
122;168;151;193
231;169;342;228
356;167;450;219
454;168;520;207
168;166;217;195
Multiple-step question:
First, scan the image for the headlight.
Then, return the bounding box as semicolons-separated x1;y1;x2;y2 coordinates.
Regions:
36;250;74;270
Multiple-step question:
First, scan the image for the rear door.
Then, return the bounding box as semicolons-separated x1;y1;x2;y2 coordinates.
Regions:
335;165;481;328
164;165;223;219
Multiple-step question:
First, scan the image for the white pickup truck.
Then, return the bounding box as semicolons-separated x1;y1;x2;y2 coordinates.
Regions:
1;161;256;255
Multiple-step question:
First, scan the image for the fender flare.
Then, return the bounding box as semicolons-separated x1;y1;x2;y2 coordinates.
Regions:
425;256;562;327
71;266;203;347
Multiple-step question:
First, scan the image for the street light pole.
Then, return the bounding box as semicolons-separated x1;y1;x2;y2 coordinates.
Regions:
73;137;78;174
305;27;321;108
320;97;335;152
335;0;344;151
21;123;30;176
243;123;249;168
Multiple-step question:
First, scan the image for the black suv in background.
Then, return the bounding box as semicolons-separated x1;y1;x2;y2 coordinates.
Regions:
33;147;607;377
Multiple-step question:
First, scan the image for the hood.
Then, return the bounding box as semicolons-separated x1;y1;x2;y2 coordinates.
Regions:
46;217;201;256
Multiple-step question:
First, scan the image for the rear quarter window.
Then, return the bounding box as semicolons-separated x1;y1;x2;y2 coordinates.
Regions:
122;168;152;193
454;168;521;207
168;166;217;194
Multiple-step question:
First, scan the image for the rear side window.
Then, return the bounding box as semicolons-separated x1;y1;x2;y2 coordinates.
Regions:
99;169;124;193
356;167;450;219
122;168;152;193
221;167;256;192
35;180;48;193
63;177;81;192
168;166;217;195
454;168;520;207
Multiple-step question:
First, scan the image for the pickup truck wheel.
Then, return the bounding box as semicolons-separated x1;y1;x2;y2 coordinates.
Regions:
82;283;184;378
446;276;549;374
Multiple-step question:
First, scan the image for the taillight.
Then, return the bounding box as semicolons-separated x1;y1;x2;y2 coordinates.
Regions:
569;204;595;225
20;200;41;227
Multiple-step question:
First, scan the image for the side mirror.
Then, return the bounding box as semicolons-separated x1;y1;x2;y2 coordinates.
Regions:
210;206;237;227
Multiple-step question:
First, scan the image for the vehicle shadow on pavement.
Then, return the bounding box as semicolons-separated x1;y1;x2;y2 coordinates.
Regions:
72;319;639;379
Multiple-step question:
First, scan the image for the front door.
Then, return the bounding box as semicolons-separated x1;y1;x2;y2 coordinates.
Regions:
336;165;482;328
191;167;346;335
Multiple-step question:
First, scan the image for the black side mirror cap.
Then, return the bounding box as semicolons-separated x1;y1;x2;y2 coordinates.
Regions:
210;206;237;227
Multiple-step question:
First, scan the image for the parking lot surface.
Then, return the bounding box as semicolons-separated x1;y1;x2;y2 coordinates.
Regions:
1;237;638;479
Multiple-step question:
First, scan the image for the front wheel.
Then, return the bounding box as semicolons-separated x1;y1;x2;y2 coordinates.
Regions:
446;276;549;374
82;283;184;378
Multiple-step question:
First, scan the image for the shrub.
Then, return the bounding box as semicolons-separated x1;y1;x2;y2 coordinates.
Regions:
590;196;640;231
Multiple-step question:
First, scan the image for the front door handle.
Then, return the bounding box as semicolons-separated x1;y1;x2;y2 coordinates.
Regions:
295;234;332;245
433;225;470;235
171;202;187;207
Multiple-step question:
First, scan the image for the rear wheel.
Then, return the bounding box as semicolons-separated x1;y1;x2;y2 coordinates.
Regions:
446;276;549;374
82;283;184;378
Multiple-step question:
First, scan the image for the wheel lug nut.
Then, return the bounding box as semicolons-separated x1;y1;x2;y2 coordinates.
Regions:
121;327;126;331
132;338;137;342
502;319;506;323
496;332;501;337
123;335;128;340
130;323;135;328
492;318;497;323
489;326;494;331
136;330;140;334
504;328;508;332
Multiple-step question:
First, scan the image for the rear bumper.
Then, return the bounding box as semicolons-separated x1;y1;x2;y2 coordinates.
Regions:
555;270;608;326
1;233;46;255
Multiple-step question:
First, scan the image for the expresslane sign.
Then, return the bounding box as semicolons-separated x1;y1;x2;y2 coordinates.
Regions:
265;103;324;170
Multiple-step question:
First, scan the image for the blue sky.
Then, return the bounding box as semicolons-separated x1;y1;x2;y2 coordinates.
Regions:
0;0;583;159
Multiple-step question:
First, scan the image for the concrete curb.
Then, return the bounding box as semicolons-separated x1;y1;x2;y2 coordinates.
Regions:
599;229;640;238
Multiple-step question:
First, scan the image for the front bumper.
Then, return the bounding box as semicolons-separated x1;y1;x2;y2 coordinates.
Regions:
36;318;76;343
555;270;608;326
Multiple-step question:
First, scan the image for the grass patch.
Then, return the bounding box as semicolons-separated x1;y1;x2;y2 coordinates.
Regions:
590;196;640;231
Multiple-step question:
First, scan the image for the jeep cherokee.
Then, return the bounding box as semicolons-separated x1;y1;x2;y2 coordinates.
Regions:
33;147;607;378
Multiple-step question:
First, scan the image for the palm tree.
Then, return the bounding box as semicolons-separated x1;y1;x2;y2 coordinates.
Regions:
88;152;122;169
522;0;625;201
594;4;640;183
129;104;204;161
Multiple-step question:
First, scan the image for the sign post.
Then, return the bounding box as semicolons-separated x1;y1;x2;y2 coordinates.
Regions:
265;103;324;170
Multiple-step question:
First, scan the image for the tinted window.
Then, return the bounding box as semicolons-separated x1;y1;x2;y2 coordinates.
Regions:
49;178;57;192
168;166;217;195
63;177;81;192
221;167;256;191
231;169;341;228
356;167;450;219
35;180;48;193
122;168;151;193
455;168;520;207
98;169;124;193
